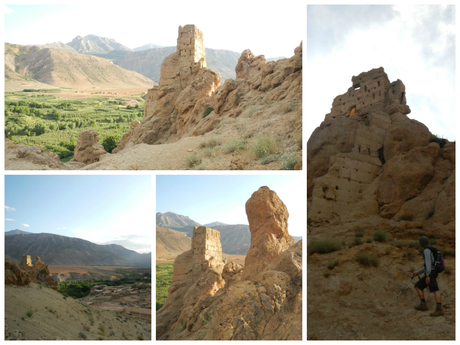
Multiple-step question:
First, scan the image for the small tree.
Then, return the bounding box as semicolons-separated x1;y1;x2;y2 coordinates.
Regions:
102;135;121;153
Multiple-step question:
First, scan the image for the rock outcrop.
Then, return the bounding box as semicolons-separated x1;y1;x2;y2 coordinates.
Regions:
307;67;455;340
157;187;302;340
5;255;57;289
244;186;295;278
308;67;454;237
72;129;107;164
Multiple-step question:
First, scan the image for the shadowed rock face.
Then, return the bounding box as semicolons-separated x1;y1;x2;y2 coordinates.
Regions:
156;187;302;340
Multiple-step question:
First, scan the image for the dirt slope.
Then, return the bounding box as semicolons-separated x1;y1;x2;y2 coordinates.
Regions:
307;234;455;339
5;283;151;340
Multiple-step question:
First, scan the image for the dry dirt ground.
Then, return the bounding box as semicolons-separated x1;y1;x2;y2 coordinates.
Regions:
5;283;151;340
307;224;455;340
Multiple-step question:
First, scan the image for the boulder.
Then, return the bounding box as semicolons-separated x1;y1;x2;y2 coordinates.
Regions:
73;129;106;164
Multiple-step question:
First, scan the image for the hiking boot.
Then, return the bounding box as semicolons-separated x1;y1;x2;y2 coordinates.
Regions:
430;308;444;317
414;301;428;311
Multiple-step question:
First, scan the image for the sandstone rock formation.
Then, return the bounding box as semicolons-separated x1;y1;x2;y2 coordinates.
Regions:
157;187;302;340
244;186;295;278
72;129;107;164
307;67;455;340
5;255;57;289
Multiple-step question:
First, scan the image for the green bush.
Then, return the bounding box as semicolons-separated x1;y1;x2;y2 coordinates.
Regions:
201;107;214;118
353;237;362;246
327;260;339;270
252;136;276;158
308;238;342;255
102;135;121;153
356;251;379;267
199;138;221;148
373;230;387;242
26;309;34;317
186;153;202;168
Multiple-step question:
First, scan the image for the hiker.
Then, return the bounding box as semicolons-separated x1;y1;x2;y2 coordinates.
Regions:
412;236;443;317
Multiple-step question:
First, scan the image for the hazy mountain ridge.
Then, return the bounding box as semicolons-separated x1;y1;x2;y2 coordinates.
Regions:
156;226;191;257
5;232;151;267
5;43;153;89
5;229;32;236
156;212;301;256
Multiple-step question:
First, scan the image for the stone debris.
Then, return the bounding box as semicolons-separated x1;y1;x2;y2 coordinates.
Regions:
72;128;107;164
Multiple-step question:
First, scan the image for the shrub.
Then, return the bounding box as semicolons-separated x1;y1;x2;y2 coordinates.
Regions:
327;260;339;270
252;136;276;158
26;309;34;317
199;138;221;148
323;271;331;278
79;332;87;340
356;251;379;267
353;237;362;246
201;107;214;118
373;230;387;242
223;139;247;153
102;135;121;153
355;228;365;238
308;238;342;255
186;154;202;168
366;238;373;243
280;152;298;170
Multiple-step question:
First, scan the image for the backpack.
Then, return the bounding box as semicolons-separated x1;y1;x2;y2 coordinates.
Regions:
426;245;445;273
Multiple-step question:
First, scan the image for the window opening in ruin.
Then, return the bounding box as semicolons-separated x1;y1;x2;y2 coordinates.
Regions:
350;106;356;117
373;93;375;99
364;85;367;92
335;186;339;190
354;84;360;90
378;81;380;86
400;92;405;104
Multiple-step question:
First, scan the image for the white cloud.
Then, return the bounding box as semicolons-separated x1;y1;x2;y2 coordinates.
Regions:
21;223;30;228
5;206;16;211
5;218;15;221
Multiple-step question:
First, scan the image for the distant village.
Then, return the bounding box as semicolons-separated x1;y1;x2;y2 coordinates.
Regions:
83;282;151;322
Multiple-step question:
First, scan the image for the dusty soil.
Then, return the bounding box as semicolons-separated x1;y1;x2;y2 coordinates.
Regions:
307;222;455;340
5;283;151;340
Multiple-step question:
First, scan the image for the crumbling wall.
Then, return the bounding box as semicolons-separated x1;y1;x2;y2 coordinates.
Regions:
191;226;223;265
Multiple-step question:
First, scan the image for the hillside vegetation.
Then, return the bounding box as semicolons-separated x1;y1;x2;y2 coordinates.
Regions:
4;91;144;161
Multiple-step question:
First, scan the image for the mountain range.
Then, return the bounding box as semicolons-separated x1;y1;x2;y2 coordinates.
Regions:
156;212;301;256
4;232;151;267
5;34;248;91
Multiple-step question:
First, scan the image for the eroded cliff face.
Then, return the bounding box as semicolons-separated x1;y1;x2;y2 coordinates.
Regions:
157;187;302;340
307;67;455;340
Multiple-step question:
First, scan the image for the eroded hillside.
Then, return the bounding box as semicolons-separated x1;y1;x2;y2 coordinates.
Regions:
307;67;455;340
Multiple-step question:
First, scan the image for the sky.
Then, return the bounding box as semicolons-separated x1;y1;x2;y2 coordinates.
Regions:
156;175;306;237
3;1;305;58
306;5;456;142
4;175;153;253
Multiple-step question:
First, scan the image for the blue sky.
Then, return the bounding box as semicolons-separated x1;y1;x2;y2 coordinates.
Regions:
4;175;153;253
3;2;305;58
156;175;305;237
306;5;456;142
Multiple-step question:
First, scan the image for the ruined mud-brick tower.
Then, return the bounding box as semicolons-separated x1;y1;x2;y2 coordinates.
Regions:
325;67;409;120
20;255;32;267
177;25;206;68
159;24;207;87
191;226;223;265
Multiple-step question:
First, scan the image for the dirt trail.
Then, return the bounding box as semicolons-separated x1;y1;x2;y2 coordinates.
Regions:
5;283;151;340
